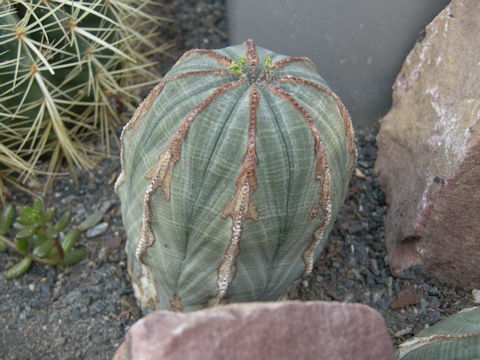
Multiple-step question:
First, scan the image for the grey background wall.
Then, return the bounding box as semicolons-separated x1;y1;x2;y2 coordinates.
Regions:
227;0;451;128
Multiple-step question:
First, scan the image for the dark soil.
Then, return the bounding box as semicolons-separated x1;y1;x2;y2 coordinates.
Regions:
0;1;476;359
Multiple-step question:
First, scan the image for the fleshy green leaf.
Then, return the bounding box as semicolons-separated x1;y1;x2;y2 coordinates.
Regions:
0;204;14;235
32;238;54;258
54;211;72;232
61;229;80;252
4;257;32;280
60;249;85;266
15;237;30;254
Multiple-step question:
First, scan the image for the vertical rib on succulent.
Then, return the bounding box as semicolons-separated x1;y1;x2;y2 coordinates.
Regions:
246;39;259;77
265;83;332;276
272;57;317;71
132;79;242;308
275;76;357;176
144;80;243;201
175;49;233;68
217;84;260;304
115;70;230;192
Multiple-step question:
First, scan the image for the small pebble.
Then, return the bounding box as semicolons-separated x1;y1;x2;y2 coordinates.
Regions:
369;258;381;276
100;199;116;213
428;286;439;296
348;222;364;235
419;297;428;314
428;296;441;309
372;289;384;303
63;289;82;305
472;289;480;303
86;222;109;238
355;168;366;179
54;337;66;347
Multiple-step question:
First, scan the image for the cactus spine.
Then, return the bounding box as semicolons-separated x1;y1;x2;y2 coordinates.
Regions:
0;0;167;192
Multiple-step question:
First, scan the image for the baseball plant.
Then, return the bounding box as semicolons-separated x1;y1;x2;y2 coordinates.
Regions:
116;39;357;312
0;197;84;279
0;0;168;199
397;307;480;359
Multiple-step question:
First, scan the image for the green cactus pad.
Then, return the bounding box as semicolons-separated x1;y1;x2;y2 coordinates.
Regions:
116;39;357;312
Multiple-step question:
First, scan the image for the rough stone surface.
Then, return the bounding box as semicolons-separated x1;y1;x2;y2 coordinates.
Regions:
113;301;395;360
375;0;480;289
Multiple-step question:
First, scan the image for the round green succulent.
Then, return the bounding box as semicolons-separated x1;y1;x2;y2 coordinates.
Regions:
116;39;357;312
397;307;480;359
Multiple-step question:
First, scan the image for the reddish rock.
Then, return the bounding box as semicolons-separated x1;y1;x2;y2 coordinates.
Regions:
390;285;423;309
114;301;395;360
375;0;480;288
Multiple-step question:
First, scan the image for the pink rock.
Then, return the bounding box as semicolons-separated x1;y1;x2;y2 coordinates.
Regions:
375;0;480;288
114;301;395;360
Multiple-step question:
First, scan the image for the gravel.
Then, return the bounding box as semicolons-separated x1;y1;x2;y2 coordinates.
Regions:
0;1;476;359
0;154;138;359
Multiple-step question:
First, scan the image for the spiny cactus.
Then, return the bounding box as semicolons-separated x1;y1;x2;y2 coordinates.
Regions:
116;39;357;312
397;307;480;359
0;0;168;195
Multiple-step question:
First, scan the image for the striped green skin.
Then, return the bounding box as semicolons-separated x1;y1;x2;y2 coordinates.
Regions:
116;40;356;312
397;308;480;360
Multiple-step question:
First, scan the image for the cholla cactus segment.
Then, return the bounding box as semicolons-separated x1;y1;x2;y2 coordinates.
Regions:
0;0;169;190
116;39;357;312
